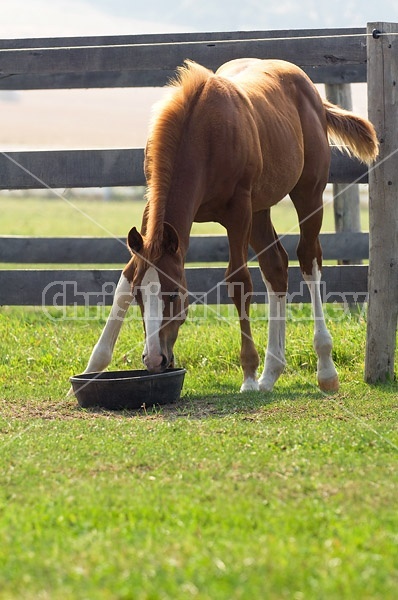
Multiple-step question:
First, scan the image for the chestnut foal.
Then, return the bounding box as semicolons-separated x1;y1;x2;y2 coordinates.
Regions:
79;58;378;393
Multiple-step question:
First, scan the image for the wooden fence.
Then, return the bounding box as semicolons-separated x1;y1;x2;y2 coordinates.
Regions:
0;24;396;379
0;232;370;306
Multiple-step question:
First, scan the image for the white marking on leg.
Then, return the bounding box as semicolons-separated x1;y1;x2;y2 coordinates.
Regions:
258;279;286;392
84;273;133;373
303;259;339;391
240;377;260;392
141;266;164;371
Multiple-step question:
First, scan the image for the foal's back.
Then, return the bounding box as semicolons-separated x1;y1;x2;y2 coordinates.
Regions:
216;59;330;210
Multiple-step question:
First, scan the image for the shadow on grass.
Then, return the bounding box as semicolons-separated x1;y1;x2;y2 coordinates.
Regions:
78;382;326;421
76;375;398;421
0;382;325;421
3;378;396;422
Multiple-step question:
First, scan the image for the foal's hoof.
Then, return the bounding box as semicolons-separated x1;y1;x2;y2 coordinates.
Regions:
240;378;260;392
318;375;339;393
258;377;275;393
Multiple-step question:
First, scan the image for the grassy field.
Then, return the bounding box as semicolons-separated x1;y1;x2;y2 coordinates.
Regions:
0;194;397;599
0;187;371;237
0;304;397;600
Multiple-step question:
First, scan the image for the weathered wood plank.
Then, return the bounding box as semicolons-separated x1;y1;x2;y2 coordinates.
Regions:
0;147;368;190
0;28;367;87
0;236;131;264
328;148;369;184
0;265;368;306
0;70;176;90
0;65;367;90
0;30;367;78
0;149;146;189
0;28;366;50
0;233;370;264
365;23;398;383
188;232;369;262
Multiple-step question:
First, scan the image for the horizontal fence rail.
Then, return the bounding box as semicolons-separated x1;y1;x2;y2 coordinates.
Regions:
0;38;365;75
0;148;368;190
0;149;146;190
0;233;370;264
0;266;368;306
0;28;367;89
0;232;370;306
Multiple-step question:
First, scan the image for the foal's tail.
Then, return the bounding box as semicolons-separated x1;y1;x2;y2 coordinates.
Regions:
323;99;379;164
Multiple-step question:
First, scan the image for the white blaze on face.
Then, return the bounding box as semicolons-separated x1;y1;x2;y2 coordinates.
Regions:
141;266;164;366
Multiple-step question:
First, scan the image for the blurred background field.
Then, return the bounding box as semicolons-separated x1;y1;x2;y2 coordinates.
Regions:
0;185;370;238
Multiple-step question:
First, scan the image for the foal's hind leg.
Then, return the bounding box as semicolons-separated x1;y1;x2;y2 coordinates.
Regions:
250;210;288;391
290;189;339;392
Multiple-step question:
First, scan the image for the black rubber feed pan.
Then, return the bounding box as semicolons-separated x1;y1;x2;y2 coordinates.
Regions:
70;368;186;410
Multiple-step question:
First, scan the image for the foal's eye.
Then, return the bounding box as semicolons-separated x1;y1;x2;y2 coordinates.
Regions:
169;290;179;302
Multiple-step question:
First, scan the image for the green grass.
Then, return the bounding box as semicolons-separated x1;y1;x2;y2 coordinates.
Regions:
0;193;396;599
0;305;397;600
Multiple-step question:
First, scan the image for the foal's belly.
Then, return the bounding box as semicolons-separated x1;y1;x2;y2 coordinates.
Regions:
250;157;304;211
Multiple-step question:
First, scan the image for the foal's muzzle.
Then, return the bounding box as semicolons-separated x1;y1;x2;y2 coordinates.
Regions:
142;352;171;373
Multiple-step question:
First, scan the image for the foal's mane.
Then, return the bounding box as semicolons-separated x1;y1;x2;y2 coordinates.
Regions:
142;60;213;262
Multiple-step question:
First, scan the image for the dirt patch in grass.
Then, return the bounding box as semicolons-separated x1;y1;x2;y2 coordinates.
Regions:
0;394;233;422
0;389;356;424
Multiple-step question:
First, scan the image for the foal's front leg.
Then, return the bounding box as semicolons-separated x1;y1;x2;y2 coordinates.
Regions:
83;271;133;374
67;270;133;396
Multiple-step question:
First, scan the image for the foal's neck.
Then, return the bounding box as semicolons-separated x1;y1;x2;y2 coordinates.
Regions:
147;180;203;262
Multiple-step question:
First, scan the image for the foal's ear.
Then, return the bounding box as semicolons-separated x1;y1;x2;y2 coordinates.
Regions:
162;222;179;254
127;227;144;255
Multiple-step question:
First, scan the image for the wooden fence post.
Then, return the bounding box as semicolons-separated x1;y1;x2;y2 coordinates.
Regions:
365;22;398;383
325;83;361;265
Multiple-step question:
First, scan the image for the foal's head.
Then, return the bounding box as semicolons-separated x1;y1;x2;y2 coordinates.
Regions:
127;223;188;373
